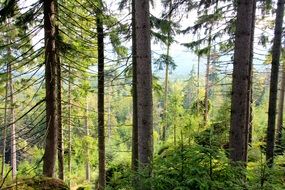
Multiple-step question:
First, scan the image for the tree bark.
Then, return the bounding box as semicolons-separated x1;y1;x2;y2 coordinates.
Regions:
229;0;254;164
97;3;106;189
276;55;285;152
8;50;16;180
54;0;64;180
266;0;285;168
1;62;8;179
3;34;17;180
247;0;256;152
57;53;64;180
174;124;177;145
43;0;58;177
204;27;212;126
107;82;112;143
162;57;169;141
196;35;201;116
57;78;64;179
57;76;64;180
56;26;64;180
131;0;138;174
135;0;153;184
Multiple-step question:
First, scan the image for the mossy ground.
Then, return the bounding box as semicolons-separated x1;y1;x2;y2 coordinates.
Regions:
2;177;69;190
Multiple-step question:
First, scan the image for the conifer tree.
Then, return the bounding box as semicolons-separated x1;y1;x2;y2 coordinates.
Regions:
229;0;255;164
43;0;58;177
96;0;106;188
134;0;153;188
266;0;285;167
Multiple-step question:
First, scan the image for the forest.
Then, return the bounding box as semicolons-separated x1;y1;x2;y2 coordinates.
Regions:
0;0;284;189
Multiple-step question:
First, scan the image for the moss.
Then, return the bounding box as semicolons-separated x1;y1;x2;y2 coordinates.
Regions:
2;177;69;190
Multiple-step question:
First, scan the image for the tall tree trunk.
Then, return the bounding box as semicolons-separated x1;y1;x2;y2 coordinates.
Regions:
247;0;256;148
43;0;58;177
174;124;177;145
85;99;90;181
204;2;219;126
68;64;71;186
1;62;8;179
131;0;138;174
229;0;254;164
266;0;285;168
56;34;64;180
196;36;200;116
107;82;112;142
162;0;173;142
8;52;16;180
3;35;17;179
54;0;64;180
97;4;106;189
57;75;64;180
135;0;153;186
162;58;169;141
204;27;212;126
276;54;285;152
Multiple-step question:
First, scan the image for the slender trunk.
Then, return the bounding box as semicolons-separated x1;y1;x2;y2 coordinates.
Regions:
57;85;64;180
266;0;285;168
97;4;105;189
276;55;285;152
162;0;173;142
197;54;200;115
85;99;90;181
135;0;153;186
1;63;8;179
56;38;64;181
107;82;112;142
247;0;256;148
248;94;253;145
8;51;16;180
196;33;201;116
68;64;71;186
204;2;219;126
162;61;169;141
54;0;64;180
131;0;138;173
204;27;212;126
174;124;176;146
229;0;254;164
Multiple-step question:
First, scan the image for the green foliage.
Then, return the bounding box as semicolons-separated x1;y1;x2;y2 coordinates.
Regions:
0;0;284;189
105;143;249;190
0;0;16;22
105;162;131;190
153;75;164;96
150;15;178;45
195;122;228;148
150;144;241;190
154;54;177;71
17;146;44;177
190;99;211;116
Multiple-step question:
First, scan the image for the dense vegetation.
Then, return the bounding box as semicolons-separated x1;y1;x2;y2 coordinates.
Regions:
0;0;285;189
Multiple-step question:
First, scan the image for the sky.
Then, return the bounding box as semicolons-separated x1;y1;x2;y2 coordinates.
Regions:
149;1;199;78
102;0;201;79
20;0;270;80
21;0;198;79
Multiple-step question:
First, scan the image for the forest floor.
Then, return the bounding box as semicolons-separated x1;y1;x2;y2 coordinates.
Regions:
2;177;69;190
